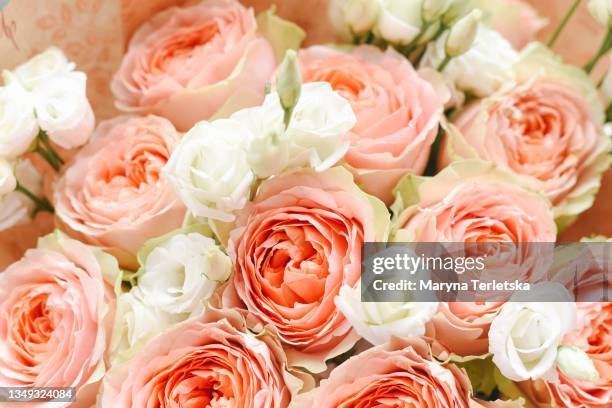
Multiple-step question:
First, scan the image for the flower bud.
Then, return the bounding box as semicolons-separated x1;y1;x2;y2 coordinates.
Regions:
276;50;302;115
556;345;600;381
588;0;611;27
602;63;612;106
445;9;482;57
344;0;381;33
0;158;16;196
422;0;451;23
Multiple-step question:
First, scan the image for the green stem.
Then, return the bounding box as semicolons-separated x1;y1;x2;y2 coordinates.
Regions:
547;0;582;48
33;130;64;171
438;54;451;71
584;29;612;74
15;182;54;215
38;130;65;166
34;145;61;171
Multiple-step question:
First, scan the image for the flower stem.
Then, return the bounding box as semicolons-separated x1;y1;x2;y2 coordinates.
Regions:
33;130;64;171
438;54;451;71
547;0;582;48
15;182;54;215
584;29;612;74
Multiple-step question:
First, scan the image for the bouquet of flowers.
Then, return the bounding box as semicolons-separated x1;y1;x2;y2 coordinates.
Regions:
0;0;610;407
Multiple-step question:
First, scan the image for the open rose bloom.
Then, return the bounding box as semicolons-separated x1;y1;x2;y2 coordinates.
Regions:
0;232;120;407
1;0;612;407
54;115;186;267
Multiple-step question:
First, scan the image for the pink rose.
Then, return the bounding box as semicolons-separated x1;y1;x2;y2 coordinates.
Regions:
425;302;505;357
111;0;277;131
54;115;185;267
100;308;311;407
443;44;611;229
0;232;120;408
226;167;390;373
392;161;556;319
299;45;443;204
392;160;556;243
294;337;476;408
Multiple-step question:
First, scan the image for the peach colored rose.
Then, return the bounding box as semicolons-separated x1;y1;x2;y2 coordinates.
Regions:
54;115;185;267
299;45;443;204
293;336;476;408
520;302;612;407
0;232;120;408
226;167;390;373
391;161;556;305
425;302;505;357
474;0;547;49
111;0;279;131
443;44;611;230
392;160;556;243
100;308;311;408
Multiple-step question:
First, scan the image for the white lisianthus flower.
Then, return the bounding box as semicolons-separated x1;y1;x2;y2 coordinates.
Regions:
163;119;255;222
234;82;354;178
33;72;95;149
138;232;232;316
0;159;43;230
335;284;438;345
421;24;518;97
11;47;75;91
0;158;16;196
109;289;181;364
488;283;577;381
0;79;38;158
588;0;612;27
374;0;423;44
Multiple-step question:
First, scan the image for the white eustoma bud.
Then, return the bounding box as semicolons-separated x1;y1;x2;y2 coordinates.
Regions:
588;0;612;27
344;0;381;33
556;345;600;381
601;62;612;106
276;50;302;115
445;8;482;57
422;0;451;23
0;158;15;196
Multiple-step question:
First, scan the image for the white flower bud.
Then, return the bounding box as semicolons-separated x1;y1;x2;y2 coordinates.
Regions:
276;50;302;114
556;345;600;381
601;63;612;106
344;0;381;33
422;0;451;23
445;8;482;57
588;0;612;27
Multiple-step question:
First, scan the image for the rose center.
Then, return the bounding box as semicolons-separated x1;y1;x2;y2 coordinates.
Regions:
151;22;220;77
